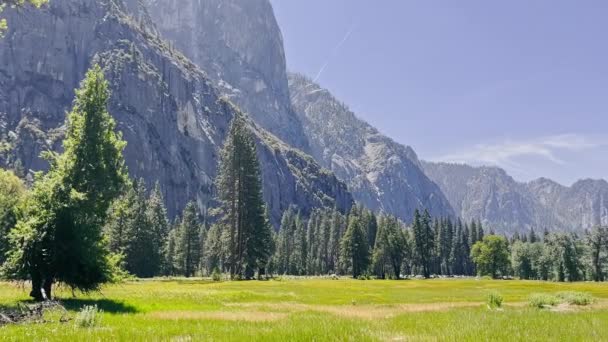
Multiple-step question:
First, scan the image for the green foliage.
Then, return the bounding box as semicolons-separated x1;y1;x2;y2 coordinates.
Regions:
412;209;434;278
0;170;26;266
529;291;594;309
372;215;407;279
471;235;510;279
340;211;369;278
487;291;503;309
556;291;594;306
528;293;560;308
2;65;127;300
174;202;203;277
211;267;222;282
586;226;607;281
0;0;48;36
214;114;272;279
511;241;544;280
543;233;583;282
74;305;102;328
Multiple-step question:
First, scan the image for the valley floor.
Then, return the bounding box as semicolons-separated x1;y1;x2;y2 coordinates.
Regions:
1;278;608;341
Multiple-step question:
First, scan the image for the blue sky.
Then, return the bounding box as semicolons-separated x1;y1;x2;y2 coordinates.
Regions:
270;0;608;185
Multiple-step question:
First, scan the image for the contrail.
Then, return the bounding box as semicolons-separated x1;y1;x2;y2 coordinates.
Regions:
313;24;356;82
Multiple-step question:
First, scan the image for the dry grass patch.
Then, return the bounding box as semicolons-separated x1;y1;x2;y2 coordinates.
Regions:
149;310;288;322
225;302;484;319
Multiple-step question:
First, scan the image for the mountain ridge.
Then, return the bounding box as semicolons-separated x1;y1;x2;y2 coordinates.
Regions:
0;0;353;227
423;161;608;233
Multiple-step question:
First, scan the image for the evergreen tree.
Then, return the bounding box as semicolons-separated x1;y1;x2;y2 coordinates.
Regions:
3;65;127;300
123;179;156;278
175;202;202;277
147;182;170;276
412;209;434;278
292;211;307;275
340;213;369;278
215;114;273;279
529;228;538;243
469;220;478;248
203;223;224;276
328;208;345;273
276;207;296;274
372;215;407;279
587;226;607;281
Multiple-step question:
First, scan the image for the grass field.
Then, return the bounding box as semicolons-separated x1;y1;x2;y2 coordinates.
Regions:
1;278;608;341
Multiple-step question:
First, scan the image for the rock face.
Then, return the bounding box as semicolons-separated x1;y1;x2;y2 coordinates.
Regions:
144;0;309;150
423;162;608;233
0;0;352;226
289;74;454;223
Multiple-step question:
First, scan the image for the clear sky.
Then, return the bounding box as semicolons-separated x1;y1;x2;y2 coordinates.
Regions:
270;0;608;185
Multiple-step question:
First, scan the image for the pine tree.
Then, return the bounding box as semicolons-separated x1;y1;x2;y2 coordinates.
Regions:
587;227;607;281
276;207;296;274
3;65;127;300
147;182;170;276
372;215;407;279
328;208;345;274
203;223;224;275
123;179;157;278
340;213;369;278
293;212;307;275
215;113;272;279
412;209;434;278
175;202;202;277
529;228;538;243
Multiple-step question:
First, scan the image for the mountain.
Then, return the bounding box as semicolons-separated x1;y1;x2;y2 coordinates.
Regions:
0;0;352;226
423;162;608;233
142;1;454;222
288;74;454;223
144;0;309;150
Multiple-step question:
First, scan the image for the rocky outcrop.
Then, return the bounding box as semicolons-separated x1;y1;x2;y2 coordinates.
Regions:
144;0;309;150
0;0;352;226
288;74;454;223
423;162;608;233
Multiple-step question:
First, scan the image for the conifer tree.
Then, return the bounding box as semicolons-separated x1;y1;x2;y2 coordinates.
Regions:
175;202;202;277
147;182;170;275
340;213;369;278
328;209;345;273
372;215;407;279
3;65;127;300
215;114;272;279
412;209;434;278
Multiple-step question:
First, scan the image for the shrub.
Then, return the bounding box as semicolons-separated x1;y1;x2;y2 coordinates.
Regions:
211;267;222;282
74;305;102;328
487;292;503;309
528;293;560;308
556;292;594;306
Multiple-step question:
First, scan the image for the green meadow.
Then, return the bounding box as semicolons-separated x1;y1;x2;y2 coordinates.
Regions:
1;279;608;341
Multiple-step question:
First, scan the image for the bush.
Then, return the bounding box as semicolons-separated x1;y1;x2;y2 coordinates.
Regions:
211;267;222;282
487;292;503;309
556;292;594;306
528;293;560;308
74;305;102;328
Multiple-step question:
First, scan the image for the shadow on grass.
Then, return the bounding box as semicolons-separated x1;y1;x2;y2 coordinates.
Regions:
60;298;138;314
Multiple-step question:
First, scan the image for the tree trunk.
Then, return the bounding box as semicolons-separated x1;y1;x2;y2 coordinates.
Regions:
30;271;43;302
43;277;53;300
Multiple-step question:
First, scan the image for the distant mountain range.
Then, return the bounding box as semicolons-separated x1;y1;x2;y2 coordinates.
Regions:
423;162;608;233
0;0;605;233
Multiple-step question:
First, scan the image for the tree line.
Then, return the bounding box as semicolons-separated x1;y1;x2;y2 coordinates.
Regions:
0;66;607;302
